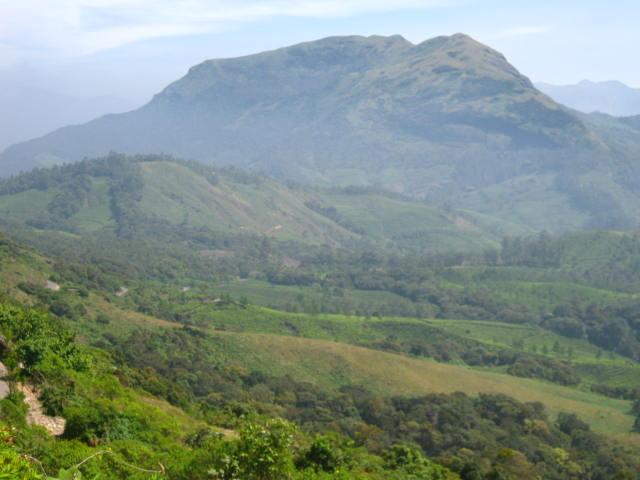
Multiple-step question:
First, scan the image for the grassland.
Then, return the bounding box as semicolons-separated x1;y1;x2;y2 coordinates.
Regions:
0;238;53;302
108;276;640;391
426;318;640;388
85;297;639;440
214;278;418;314
209;332;637;438
79;291;637;441
0;188;54;222
2;229;639;445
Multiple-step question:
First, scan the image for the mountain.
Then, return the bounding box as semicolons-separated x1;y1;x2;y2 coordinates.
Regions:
3;34;640;232
622;115;640;130
0;81;136;151
536;80;640;116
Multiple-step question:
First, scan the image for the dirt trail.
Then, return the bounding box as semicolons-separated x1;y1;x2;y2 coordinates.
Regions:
17;384;66;436
45;280;60;291
0;361;8;399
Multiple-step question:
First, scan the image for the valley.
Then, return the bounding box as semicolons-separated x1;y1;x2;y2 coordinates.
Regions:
2;176;640;476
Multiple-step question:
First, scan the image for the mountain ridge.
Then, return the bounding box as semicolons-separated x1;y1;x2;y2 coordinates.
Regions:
0;80;137;151
2;34;640;231
536;79;640;117
0;33;592;173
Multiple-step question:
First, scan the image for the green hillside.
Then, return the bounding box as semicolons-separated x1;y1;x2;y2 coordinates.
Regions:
4;230;639;431
2;219;640;478
137;160;355;245
315;189;494;252
1;235;637;440
0;154;496;253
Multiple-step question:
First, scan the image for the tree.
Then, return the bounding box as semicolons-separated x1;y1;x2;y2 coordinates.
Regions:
488;448;537;480
556;413;590;435
235;419;296;480
298;435;345;473
383;444;452;480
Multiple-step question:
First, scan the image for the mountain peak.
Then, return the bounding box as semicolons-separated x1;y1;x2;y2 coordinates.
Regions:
442;32;479;44
0;32;598;183
418;32;488;50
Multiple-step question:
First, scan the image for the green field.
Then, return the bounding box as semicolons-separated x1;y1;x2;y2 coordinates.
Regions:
426;318;628;364
80;289;638;441
209;331;637;438
215;278;419;315
88;298;639;440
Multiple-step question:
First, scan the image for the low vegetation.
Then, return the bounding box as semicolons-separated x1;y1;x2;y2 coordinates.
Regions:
1;157;640;478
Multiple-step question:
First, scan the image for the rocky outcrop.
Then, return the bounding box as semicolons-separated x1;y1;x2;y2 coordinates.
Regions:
0;359;66;434
17;384;66;436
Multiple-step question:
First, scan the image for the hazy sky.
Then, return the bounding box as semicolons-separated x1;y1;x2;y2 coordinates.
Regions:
1;0;638;105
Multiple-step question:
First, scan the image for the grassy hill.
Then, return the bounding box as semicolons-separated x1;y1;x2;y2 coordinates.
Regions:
211;332;637;439
0;154;496;253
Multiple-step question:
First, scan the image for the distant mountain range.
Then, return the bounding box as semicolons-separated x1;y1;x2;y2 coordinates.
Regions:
536;80;640;117
2;34;640;232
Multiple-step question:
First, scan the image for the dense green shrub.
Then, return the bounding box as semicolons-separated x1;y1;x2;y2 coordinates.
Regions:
0;424;44;479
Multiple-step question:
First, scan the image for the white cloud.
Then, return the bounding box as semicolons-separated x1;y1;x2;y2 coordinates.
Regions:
0;0;456;62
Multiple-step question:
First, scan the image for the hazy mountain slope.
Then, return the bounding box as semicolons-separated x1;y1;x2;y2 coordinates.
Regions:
536;80;640;116
315;189;496;251
0;34;591;177
0;81;136;151
2;34;640;231
622;115;640;131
